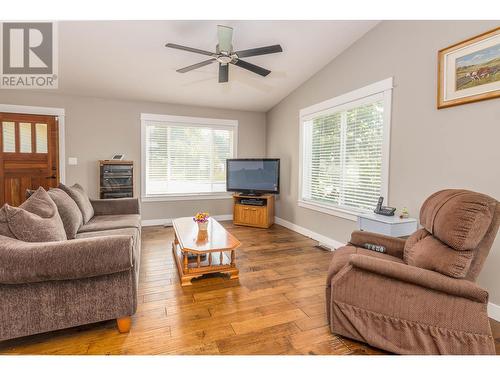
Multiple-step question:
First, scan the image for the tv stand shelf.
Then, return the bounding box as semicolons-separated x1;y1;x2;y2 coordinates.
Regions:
233;194;274;229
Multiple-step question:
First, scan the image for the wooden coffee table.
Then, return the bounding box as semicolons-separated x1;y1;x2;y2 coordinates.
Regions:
172;217;241;286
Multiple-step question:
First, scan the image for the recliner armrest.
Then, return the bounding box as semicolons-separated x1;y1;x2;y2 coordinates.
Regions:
348;254;488;303
90;197;140;216
349;230;406;258
0;235;134;284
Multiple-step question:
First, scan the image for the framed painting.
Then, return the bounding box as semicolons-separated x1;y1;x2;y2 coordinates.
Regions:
438;27;500;109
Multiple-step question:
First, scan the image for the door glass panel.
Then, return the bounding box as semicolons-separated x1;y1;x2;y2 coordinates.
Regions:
35;123;48;153
2;121;15;152
19;122;32;153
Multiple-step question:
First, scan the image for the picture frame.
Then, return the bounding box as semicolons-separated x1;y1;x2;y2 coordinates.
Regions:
437;27;500;109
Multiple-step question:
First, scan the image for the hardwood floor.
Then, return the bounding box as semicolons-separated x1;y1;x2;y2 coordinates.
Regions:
0;222;498;355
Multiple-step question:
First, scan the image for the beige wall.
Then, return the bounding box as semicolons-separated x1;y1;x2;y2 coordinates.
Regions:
266;20;500;304
0;92;266;220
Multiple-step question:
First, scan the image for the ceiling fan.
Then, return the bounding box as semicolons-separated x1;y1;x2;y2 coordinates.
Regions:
165;25;283;83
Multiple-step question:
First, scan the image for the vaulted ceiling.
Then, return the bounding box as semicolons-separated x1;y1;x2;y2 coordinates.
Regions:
57;20;378;111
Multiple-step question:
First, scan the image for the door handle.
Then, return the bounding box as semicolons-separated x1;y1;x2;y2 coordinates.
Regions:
45;175;57;179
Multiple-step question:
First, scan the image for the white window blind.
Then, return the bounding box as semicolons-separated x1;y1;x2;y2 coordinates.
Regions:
300;78;392;217
2;121;15;152
35;123;48;153
142;115;236;197
19;122;32;153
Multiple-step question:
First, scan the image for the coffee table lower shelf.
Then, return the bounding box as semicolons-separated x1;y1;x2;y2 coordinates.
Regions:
172;243;239;286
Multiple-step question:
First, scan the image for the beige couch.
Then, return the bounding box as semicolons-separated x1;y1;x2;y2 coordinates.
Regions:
326;189;499;355
0;193;141;341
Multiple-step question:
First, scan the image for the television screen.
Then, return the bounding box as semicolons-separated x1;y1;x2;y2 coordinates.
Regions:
226;159;280;194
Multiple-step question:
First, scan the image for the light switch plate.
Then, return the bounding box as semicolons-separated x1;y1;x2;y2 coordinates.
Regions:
68;157;78;165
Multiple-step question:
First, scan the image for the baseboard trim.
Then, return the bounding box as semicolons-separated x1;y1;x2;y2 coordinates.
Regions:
488;302;500;322
141;218;171;227
274;216;345;251
142;214;233;227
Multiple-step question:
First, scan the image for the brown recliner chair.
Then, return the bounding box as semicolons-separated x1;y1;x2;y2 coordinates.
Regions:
326;189;500;355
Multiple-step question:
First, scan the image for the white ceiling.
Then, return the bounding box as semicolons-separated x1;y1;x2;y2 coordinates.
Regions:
57;21;378;112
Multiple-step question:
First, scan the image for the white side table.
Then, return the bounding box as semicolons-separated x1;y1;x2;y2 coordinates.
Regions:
357;212;418;237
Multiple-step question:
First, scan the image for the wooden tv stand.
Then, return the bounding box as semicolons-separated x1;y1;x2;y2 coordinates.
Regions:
233;194;275;229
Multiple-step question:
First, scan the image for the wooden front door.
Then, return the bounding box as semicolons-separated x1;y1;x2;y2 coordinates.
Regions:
0;113;59;206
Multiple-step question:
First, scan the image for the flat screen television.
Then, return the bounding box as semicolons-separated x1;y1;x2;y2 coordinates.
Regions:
226;158;280;195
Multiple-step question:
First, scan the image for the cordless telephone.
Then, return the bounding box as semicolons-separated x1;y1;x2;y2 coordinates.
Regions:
374;197;396;216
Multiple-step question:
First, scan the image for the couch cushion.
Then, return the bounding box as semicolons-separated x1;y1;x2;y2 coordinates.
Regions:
59;183;94;224
76;227;140;267
48;188;83;239
78;214;141;233
420;189;496;251
0;187;67;242
404;228;473;278
327;245;404;286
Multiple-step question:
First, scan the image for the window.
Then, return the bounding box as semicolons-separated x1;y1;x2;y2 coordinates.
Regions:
1;121;49;154
2;121;15;152
141;114;237;200
299;78;392;220
19;123;32;153
35;123;48;153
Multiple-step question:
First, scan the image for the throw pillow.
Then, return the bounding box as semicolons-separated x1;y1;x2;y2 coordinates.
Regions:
59;183;94;223
48;188;83;239
0;187;67;242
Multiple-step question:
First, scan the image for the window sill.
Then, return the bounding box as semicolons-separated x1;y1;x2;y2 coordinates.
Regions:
297;200;363;222
142;193;233;202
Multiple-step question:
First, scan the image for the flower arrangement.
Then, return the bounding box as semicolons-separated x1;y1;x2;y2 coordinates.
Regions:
193;212;210;231
193;212;210;224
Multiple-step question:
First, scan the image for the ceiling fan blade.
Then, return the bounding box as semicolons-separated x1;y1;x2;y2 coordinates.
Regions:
234;44;283;58
176;59;216;73
217;25;233;52
165;43;214;57
219;63;229;83
233;59;271;77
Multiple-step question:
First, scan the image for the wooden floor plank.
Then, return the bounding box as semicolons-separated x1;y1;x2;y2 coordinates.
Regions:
0;221;498;355
216;323;301;355
231;309;307;335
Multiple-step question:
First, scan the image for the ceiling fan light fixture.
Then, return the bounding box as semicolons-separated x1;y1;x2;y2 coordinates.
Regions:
216;55;233;64
165;25;282;83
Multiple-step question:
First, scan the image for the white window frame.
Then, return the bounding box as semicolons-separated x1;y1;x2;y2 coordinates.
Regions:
298;77;393;221
141;113;238;202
